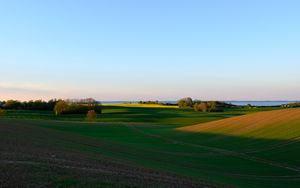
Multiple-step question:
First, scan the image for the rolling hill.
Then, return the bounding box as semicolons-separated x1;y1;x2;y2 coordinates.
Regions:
176;108;300;171
177;108;300;140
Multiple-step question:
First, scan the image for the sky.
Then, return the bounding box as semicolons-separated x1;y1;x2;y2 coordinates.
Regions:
0;0;300;101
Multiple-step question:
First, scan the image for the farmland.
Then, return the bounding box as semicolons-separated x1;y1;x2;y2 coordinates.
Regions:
1;105;300;187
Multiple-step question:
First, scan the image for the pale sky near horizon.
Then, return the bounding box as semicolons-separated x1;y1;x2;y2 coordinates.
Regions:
0;0;300;101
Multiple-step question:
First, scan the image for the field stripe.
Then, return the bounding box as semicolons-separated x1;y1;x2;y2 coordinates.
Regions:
123;124;300;174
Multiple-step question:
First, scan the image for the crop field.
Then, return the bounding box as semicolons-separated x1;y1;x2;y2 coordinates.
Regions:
1;105;300;187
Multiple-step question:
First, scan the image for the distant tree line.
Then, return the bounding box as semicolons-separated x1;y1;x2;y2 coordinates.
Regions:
282;102;300;108
0;98;102;116
137;100;177;106
177;97;235;112
0;99;57;111
65;98;98;104
138;100;162;105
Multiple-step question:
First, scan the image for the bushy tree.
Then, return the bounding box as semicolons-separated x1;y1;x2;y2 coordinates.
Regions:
193;103;200;112
199;102;208;112
178;97;193;108
54;100;68;115
208;101;217;112
86;110;97;121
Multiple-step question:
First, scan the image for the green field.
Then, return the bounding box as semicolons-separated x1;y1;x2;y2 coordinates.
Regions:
1;105;299;187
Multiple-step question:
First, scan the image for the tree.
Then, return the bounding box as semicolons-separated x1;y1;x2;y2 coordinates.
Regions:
193;103;200;112
178;97;193;108
47;99;58;110
54;100;68;115
208;101;217;112
199;102;208;112
86;110;97;121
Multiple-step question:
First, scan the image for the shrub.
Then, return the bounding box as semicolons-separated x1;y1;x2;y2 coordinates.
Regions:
0;109;6;117
86;110;97;121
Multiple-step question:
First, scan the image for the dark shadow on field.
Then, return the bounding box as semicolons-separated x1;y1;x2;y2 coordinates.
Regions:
100;106;247;125
3;106;258;127
169;130;300;169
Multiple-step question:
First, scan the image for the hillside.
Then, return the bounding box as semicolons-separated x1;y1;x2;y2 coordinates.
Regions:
177;108;300;140
176;108;300;173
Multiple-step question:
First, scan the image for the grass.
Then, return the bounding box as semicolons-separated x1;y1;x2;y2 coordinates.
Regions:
1;105;299;187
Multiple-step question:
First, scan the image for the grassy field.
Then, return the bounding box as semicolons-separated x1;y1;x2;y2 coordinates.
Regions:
1;105;300;187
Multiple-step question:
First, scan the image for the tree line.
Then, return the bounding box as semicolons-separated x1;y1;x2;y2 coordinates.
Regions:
281;102;300;108
0;99;57;111
0;98;102;115
177;97;235;112
137;100;177;106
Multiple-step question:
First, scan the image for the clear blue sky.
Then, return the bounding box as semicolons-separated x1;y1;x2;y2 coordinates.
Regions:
0;0;299;101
